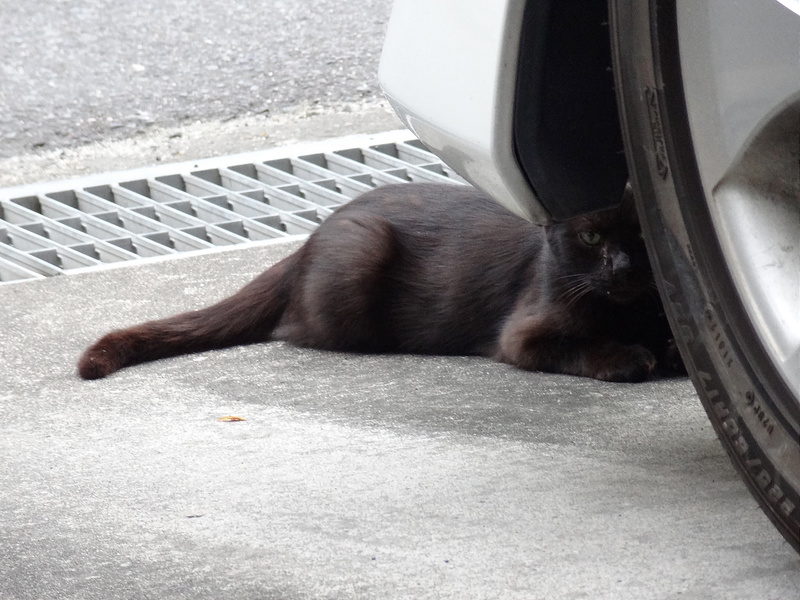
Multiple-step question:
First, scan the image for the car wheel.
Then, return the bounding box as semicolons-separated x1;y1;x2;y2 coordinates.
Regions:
609;0;800;552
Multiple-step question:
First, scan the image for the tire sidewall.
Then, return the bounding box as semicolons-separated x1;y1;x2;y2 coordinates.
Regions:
609;0;800;552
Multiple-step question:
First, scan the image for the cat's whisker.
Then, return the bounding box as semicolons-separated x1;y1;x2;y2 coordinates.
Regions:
559;279;588;297
559;277;595;308
555;273;588;282
569;288;595;308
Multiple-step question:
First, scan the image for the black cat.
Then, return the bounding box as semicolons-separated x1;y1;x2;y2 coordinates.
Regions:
78;183;681;382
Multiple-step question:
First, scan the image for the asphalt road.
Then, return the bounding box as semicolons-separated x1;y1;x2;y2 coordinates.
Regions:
0;0;391;157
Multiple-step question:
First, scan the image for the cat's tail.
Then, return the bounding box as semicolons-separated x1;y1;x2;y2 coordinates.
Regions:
77;253;298;380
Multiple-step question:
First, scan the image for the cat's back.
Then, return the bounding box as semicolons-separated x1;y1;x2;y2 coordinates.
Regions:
312;183;543;355
324;183;536;250
319;183;542;285
336;183;520;225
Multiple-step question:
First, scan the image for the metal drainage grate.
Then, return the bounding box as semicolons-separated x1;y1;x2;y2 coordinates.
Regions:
0;131;466;284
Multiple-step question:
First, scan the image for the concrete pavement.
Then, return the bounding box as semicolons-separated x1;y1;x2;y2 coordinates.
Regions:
2;238;798;599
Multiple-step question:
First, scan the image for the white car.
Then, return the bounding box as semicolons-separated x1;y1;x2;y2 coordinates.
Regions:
379;0;800;554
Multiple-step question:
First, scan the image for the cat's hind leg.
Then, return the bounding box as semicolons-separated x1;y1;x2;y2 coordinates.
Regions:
275;210;401;352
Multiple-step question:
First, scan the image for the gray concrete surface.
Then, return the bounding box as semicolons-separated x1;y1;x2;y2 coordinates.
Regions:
2;239;799;599
0;0;391;158
0;102;404;188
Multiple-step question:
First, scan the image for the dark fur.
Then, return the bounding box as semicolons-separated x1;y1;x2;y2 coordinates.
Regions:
78;183;682;382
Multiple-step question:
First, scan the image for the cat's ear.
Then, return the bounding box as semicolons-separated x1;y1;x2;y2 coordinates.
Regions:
621;182;636;210
543;222;564;239
542;222;564;247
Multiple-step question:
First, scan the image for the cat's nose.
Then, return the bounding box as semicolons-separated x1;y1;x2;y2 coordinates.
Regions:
611;253;631;277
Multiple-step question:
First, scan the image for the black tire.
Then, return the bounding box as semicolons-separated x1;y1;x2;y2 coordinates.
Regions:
609;0;800;552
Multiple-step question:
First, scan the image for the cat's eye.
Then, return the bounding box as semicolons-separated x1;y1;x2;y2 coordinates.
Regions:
579;231;602;246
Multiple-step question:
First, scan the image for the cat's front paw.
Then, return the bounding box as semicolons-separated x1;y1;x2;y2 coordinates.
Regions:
658;338;687;376
586;343;656;383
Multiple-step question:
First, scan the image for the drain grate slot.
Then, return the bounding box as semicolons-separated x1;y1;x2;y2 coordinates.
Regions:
0;133;466;283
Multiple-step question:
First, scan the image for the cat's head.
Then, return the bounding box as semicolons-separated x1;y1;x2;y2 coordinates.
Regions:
545;191;653;304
